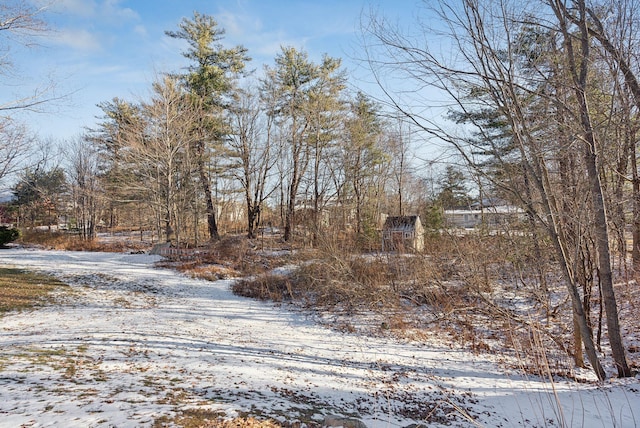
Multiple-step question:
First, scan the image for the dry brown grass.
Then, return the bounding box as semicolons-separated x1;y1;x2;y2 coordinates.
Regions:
154;411;283;428
18;230;150;253
0;267;68;314
161;235;295;280
18;230;71;249
232;273;294;301
17;227;634;379
227;231;615;378
232;247;452;314
197;418;282;428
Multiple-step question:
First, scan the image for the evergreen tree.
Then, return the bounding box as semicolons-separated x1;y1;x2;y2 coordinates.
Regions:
166;12;250;241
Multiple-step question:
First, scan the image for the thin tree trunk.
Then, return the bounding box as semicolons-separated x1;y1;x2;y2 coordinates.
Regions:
201;167;219;241
312;136;321;246
284;175;297;242
196;140;219;242
537;155;606;380
567;0;631;377
246;202;258;239
633;151;640;264
573;313;585;367
584;141;630;377
583;6;640;270
284;118;306;242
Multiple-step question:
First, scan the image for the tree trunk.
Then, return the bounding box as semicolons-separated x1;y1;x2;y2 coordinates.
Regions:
164;212;174;244
196;141;219;242
312;138;321;247
201;170;220;241
571;0;631;377
573;312;585;367
539;159;606;380
514;115;606;379
583;6;640;270
284;138;301;243
246;202;259;239
584;142;630;377
284;186;296;242
633;151;640;264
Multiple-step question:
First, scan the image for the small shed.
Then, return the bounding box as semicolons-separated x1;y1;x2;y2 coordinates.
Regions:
381;215;424;253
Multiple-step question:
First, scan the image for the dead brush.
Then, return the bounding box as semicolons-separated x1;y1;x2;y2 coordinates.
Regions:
19;230;74;250
429;231;587;377
187;264;239;280
214;235;251;260
232;274;294;302
200;235;297;276
198;235;250;265
409;281;472;315
19;230;150;253
291;255;399;310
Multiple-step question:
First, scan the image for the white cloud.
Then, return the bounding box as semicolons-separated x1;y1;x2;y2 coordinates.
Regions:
217;10;261;38
42;0;98;17
82;63;124;75
50;28;101;51
215;9;302;61
41;0;146;54
101;0;139;22
44;0;139;23
254;36;307;59
133;24;147;37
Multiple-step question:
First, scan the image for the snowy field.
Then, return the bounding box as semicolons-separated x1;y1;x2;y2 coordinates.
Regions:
0;247;638;427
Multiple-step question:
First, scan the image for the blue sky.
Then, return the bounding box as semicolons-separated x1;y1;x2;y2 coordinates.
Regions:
7;0;420;141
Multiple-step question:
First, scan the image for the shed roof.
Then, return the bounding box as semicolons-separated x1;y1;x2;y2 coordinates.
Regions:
383;215;420;229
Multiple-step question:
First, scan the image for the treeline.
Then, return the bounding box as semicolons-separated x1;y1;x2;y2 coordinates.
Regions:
9;13;441;247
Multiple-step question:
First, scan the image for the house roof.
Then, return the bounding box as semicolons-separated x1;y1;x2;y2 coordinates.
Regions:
444;205;524;215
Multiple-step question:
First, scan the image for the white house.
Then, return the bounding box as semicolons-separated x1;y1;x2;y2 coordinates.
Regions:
444;204;524;229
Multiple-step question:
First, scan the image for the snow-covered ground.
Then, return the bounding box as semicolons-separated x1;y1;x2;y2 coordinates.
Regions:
0;247;638;427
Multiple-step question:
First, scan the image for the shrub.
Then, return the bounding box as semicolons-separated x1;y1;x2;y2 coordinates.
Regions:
0;226;19;246
232;274;293;302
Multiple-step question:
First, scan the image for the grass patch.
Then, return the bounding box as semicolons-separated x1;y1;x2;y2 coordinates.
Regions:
153;411;282;428
0;267;68;314
18;229;150;253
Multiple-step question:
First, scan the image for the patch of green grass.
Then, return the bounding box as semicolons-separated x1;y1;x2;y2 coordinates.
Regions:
0;267;68;314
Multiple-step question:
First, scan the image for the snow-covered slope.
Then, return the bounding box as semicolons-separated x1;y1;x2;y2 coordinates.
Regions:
0;248;637;427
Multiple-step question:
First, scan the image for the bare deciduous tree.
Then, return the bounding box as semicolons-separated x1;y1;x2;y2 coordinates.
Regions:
363;0;634;379
228;87;276;238
0;119;33;187
261;47;316;242
550;0;631;378
64;136;102;240
125;76;199;244
0;1;56;191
